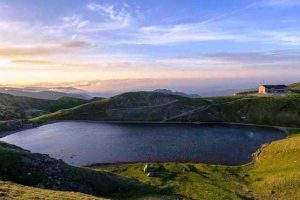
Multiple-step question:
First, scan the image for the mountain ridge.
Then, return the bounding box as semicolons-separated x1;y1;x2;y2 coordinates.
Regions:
32;91;300;127
154;89;201;98
0;92;102;133
0;87;91;100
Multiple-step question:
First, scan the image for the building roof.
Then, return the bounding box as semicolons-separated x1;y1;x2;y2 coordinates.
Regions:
261;85;288;89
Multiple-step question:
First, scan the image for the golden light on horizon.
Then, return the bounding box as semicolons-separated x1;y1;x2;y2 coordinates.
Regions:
0;59;10;67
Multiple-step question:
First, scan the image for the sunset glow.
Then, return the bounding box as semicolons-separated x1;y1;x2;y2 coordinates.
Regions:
0;0;300;94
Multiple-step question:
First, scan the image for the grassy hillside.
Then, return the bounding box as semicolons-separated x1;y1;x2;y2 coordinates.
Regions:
0;93;102;134
234;90;257;96
95;163;249;200
288;82;300;93
0;141;160;199
0;93;91;121
247;131;300;199
93;129;300;200
31;91;202;123
185;94;300;127
0;181;105;200
32;91;300;127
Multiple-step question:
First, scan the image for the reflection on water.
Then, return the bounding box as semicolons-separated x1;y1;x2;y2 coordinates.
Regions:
0;121;285;166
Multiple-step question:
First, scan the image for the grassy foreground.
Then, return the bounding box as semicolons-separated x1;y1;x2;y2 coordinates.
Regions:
0;181;105;200
94;163;248;199
247;131;300;199
93;129;300;200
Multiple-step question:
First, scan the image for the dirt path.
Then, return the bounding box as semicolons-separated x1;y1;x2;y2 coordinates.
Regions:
163;97;251;121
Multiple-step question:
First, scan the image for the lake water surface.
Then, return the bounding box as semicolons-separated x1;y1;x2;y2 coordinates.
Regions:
0;121;285;166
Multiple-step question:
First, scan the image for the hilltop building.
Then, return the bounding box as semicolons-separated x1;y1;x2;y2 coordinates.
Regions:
258;85;288;94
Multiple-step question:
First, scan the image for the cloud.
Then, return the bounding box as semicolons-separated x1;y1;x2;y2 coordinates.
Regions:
60;15;89;29
0;3;9;10
87;3;131;22
259;31;300;45
114;2;259;45
206;50;300;63
46;4;132;36
0;40;94;57
41;15;90;38
119;22;249;45
115;21;300;46
1;1;299;49
0;47;61;57
11;59;53;65
86;2;132;29
0;20;45;46
61;40;95;48
263;0;300;6
181;50;300;69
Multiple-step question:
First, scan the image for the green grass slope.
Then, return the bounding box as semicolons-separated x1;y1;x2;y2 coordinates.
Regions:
185;94;300;127
95;163;249;200
32;91;204;123
94;130;300;200
0;93;100;134
0;93;90;121
32;91;300;127
289;82;300;93
0;181;105;200
0;142;159;199
247;131;300;199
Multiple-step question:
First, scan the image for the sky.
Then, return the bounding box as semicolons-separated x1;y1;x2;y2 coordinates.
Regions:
0;0;300;95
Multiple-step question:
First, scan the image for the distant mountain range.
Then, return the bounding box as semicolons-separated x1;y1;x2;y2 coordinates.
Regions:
154;89;201;98
0;87;91;100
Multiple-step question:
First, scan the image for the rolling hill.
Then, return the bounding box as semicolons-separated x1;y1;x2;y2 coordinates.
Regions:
33;91;300;127
0;93;91;121
0;93;102;133
153;89;201;98
288;82;300;93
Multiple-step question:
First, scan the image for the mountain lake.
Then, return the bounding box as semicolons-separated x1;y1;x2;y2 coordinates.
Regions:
0;121;286;166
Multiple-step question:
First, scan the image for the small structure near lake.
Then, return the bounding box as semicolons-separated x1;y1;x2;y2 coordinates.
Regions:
258;85;288;94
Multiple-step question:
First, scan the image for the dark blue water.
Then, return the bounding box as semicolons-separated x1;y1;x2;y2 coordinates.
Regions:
0;121;285;166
